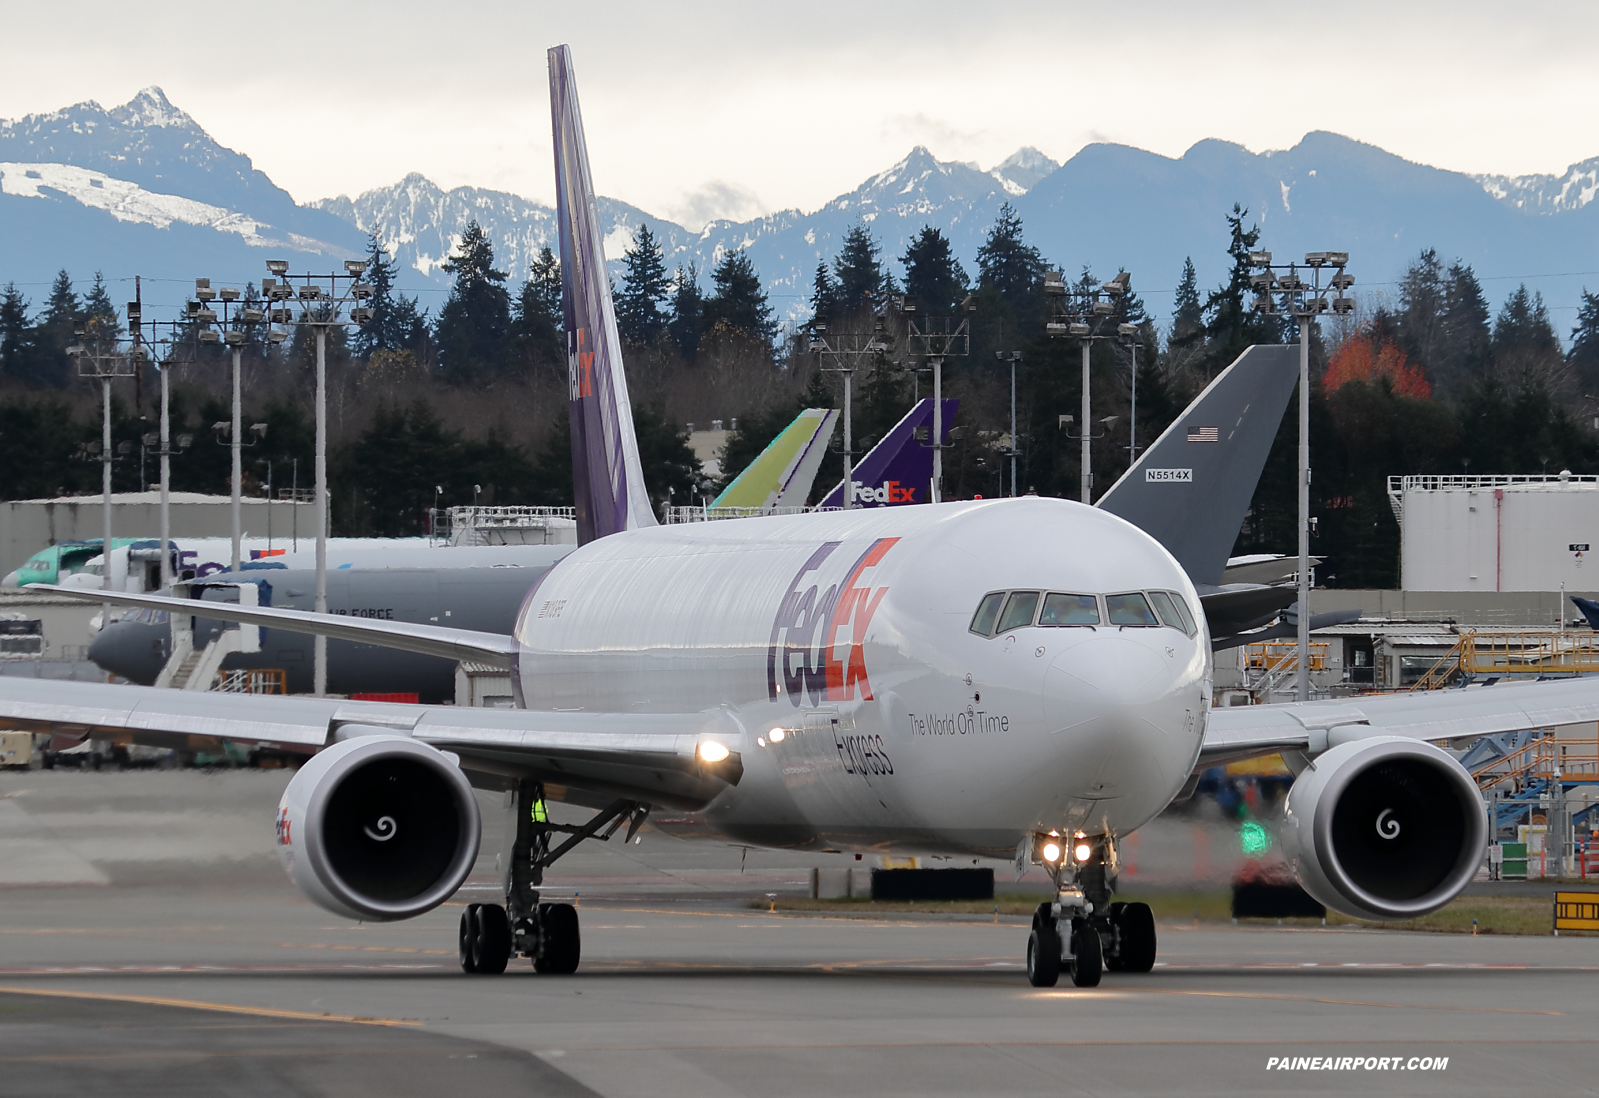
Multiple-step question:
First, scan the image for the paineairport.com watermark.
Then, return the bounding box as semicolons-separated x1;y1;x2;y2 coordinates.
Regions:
1267;1056;1449;1072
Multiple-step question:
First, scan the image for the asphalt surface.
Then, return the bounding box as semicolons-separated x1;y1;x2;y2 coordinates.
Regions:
2;769;1597;1097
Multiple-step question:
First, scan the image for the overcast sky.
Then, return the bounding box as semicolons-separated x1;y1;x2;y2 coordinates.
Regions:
3;1;1595;229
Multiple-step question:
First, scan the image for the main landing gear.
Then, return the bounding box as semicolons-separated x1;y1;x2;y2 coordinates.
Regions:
1022;833;1156;988
459;779;649;976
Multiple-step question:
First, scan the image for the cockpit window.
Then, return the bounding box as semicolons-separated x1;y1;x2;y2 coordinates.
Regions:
1149;590;1197;637
1039;592;1099;626
969;591;1006;637
1167;591;1197;636
1105;592;1159;626
996;591;1040;633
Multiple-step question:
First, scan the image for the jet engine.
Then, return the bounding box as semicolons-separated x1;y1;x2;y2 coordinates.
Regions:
276;733;481;921
1281;735;1486;921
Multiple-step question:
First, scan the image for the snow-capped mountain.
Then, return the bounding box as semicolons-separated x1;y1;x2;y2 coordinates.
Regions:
0;88;366;310
1476;157;1599;215
3;86;1598;332
313;143;1045;325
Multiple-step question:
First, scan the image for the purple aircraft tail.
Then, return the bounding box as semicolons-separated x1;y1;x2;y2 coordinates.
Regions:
549;45;655;544
817;398;959;508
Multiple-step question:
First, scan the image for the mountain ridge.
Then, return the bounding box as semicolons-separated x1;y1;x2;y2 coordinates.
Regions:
3;87;1597;330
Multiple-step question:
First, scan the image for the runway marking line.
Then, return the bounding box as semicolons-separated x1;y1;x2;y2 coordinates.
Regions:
0;984;421;1026
1114;986;1561;1016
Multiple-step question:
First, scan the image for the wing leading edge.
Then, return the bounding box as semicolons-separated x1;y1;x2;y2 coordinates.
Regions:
0;677;743;810
1200;675;1599;770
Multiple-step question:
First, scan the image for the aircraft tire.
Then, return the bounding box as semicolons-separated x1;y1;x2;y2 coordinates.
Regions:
1068;918;1102;988
1026;926;1061;987
459;904;481;974
534;903;581;974
1104;902;1127;971
1118;903;1157;973
474;904;512;974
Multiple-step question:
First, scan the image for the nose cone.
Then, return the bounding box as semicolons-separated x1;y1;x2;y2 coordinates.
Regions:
88;621;168;685
1042;631;1201;817
0;571;18;588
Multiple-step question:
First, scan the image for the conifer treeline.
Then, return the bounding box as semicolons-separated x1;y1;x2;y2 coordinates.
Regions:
4;205;1599;585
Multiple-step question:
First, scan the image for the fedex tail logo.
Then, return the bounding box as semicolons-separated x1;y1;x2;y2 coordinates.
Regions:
568;328;594;399
767;538;899;707
849;480;918;505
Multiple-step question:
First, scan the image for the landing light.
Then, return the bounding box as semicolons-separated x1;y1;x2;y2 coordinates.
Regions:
698;740;730;763
767;727;786;743
1041;842;1062;863
1073;842;1093;863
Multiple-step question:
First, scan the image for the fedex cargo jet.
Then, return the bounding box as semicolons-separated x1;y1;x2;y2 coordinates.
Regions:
0;46;1581;991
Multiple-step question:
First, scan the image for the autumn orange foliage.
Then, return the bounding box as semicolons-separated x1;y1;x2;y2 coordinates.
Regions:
1322;330;1431;399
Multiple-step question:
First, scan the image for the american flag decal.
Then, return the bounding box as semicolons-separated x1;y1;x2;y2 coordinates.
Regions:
1187;425;1219;443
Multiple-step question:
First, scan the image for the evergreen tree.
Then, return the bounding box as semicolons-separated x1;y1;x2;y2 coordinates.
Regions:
616;224;670;343
669;265;704;359
1171;257;1203;337
0;284;33;383
901;226;968;316
1570;288;1599;392
353;233;421;359
81;271;119;339
531;407;574;506
808;261;838;321
1492;284;1561;359
434;220;511;381
1199;204;1278;373
630;402;702;509
35;270;78;386
511;247;563;369
1436;262;1492;391
833;224;891;314
1395;249;1445;375
975;202;1045;303
704;251;774;343
1491;284;1564;389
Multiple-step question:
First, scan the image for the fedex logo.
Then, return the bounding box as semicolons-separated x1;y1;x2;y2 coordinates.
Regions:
275;806;292;847
849;480;917;506
766;538;899;708
568;328;595;399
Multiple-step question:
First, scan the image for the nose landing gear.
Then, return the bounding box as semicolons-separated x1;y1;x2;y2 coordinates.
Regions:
1022;832;1156;987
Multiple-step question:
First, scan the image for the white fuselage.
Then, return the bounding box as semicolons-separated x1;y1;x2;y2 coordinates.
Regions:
514;497;1211;858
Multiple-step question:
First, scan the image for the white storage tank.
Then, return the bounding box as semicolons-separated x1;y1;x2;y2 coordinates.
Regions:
1391;474;1599;592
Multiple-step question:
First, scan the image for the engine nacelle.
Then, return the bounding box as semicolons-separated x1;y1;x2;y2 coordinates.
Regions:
275;734;481;921
1281;735;1486;921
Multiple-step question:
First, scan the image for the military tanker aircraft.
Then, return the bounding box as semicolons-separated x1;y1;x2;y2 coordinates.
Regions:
2;45;1591;989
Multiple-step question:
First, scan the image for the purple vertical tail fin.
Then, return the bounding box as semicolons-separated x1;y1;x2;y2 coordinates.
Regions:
818;398;959;508
549;45;655;544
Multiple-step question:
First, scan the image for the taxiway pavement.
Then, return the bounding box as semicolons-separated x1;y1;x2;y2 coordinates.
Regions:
2;770;1595;1097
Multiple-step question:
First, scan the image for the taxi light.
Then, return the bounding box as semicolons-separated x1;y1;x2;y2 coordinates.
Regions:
1074;842;1093;863
698;740;730;763
768;727;786;743
1041;842;1062;863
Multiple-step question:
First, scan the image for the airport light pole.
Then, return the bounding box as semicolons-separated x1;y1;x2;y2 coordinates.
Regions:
809;324;890;509
1246;250;1355;702
995;351;1022;497
263;260;373;696
1046;271;1131;503
133;321;199;588
1119;323;1140;464
188;279;267;572
893;296;973;503
65;320;142;621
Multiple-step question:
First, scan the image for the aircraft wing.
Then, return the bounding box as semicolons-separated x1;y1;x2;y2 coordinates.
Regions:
35;585;520;669
1199;676;1599;769
0;677;743;810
